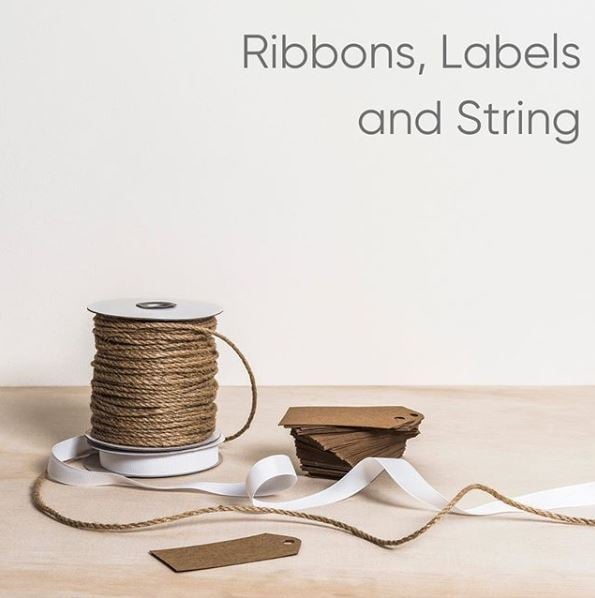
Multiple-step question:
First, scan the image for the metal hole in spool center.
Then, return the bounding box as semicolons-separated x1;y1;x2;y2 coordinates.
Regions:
136;301;177;310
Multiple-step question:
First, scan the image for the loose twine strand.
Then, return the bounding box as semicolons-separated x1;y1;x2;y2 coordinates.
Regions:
30;314;595;547
31;476;595;548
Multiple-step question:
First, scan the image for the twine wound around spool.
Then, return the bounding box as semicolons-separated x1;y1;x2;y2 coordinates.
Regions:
89;303;256;450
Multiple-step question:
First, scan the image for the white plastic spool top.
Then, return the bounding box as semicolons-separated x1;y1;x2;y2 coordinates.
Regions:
87;298;223;321
86;298;225;478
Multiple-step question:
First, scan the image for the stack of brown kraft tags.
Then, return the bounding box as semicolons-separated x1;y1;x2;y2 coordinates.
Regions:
279;406;423;479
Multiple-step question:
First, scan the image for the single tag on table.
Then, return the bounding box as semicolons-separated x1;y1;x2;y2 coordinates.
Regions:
150;533;301;572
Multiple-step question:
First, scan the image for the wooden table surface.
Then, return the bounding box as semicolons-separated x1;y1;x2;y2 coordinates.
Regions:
2;386;595;597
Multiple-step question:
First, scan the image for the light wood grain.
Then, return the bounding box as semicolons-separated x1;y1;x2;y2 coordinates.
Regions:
2;386;595;597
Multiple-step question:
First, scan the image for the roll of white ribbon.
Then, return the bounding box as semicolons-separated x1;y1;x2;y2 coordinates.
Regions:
83;432;225;478
47;436;595;516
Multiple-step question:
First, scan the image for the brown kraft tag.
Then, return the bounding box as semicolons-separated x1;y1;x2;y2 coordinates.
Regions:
150;533;301;572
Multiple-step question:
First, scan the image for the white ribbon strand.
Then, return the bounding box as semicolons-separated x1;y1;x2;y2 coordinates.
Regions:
48;436;595;517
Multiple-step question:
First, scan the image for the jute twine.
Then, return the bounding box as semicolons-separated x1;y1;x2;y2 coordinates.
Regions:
31;477;595;548
90;314;256;446
30;315;595;547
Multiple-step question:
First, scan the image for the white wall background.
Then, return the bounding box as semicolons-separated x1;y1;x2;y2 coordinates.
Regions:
1;0;594;386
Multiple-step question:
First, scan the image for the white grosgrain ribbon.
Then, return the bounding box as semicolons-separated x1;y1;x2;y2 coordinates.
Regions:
48;436;595;516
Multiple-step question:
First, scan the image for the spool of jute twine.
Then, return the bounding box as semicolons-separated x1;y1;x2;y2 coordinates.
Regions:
31;313;595;548
89;314;256;448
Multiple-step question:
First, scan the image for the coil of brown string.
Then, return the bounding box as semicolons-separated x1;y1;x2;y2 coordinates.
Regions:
90;314;257;448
